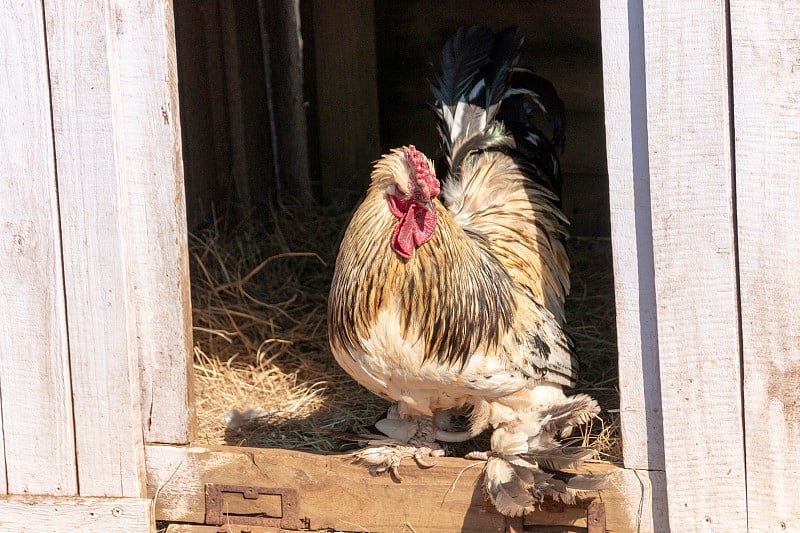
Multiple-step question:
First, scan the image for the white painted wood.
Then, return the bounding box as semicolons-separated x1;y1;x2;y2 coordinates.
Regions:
0;496;153;532
730;2;800;530
0;393;4;495
44;1;146;497
642;1;747;529
0;1;78;497
599;0;665;473
111;0;195;445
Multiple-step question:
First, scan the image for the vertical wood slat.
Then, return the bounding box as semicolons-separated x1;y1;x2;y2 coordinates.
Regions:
44;0;145;497
642;1;748;529
0;1;78;496
113;0;195;446
263;0;312;204
599;0;665;473
218;0;252;212
730;2;800;530
313;0;381;199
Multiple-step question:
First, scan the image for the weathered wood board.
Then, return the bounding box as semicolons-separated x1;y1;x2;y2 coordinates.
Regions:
730;1;800;530
108;0;195;447
0;496;152;533
0;0;77;497
641;1;747;530
146;445;655;532
44;0;149;498
599;0;664;474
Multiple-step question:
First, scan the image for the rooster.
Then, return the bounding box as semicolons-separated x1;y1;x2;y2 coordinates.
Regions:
328;26;603;517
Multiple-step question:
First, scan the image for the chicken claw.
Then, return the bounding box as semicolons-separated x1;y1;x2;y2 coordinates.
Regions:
354;442;444;481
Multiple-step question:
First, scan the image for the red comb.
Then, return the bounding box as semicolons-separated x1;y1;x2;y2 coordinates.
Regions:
404;146;439;199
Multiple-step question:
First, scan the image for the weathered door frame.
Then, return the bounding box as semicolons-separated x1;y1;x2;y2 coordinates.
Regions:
4;0;799;531
602;0;800;531
1;1;189;530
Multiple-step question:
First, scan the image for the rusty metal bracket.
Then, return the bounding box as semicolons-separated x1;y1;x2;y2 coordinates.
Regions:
512;500;606;533
205;483;303;530
586;500;606;533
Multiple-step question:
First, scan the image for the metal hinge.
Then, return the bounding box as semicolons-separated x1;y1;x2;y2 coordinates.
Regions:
204;483;309;531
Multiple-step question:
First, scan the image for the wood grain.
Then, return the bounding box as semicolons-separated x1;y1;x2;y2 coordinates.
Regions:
263;0;312;204
0;0;77;496
218;0;253;212
146;445;645;532
44;0;147;497
0;496;152;533
730;1;800;530
110;0;195;446
599;0;664;474
642;1;747;529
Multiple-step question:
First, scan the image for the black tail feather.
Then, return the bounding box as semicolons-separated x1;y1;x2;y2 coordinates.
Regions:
431;26;495;106
431;26;566;197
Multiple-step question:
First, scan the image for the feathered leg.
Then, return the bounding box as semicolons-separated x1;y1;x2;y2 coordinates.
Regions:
472;392;606;516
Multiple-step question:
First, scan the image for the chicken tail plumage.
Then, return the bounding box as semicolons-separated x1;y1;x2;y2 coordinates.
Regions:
431;25;565;197
431;25;572;320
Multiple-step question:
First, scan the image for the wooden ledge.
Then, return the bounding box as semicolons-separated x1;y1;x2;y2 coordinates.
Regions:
146;444;658;532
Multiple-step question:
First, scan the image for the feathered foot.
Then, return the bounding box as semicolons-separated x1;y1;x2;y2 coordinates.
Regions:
473;395;606;517
352;413;445;481
482;454;606;516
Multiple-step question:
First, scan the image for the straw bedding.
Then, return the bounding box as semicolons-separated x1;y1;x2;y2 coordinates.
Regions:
190;204;621;463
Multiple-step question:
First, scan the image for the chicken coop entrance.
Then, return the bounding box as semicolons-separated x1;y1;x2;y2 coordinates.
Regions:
4;0;797;531
174;0;619;455
148;0;632;530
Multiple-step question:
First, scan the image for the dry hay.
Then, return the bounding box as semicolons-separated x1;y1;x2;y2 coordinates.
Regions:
190;205;621;463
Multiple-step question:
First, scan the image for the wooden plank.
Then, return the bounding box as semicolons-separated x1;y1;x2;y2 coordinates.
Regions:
111;0;195;446
146;445;639;532
641;1;747;529
312;0;381;199
599;0;664;473
0;496;153;533
262;0;312;204
218;0;253;213
198;0;233;221
730;2;800;530
0;389;4;495
594;468;668;533
166;526;320;533
0;0;78;496
173;0;230;229
44;0;147;497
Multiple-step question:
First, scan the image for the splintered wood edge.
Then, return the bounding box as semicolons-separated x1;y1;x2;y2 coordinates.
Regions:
146;444;655;532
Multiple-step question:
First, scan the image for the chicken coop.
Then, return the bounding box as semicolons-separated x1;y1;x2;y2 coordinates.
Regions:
1;0;798;532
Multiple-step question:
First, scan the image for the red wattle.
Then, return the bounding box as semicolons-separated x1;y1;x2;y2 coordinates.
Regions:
412;204;436;246
390;203;436;258
391;211;415;259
